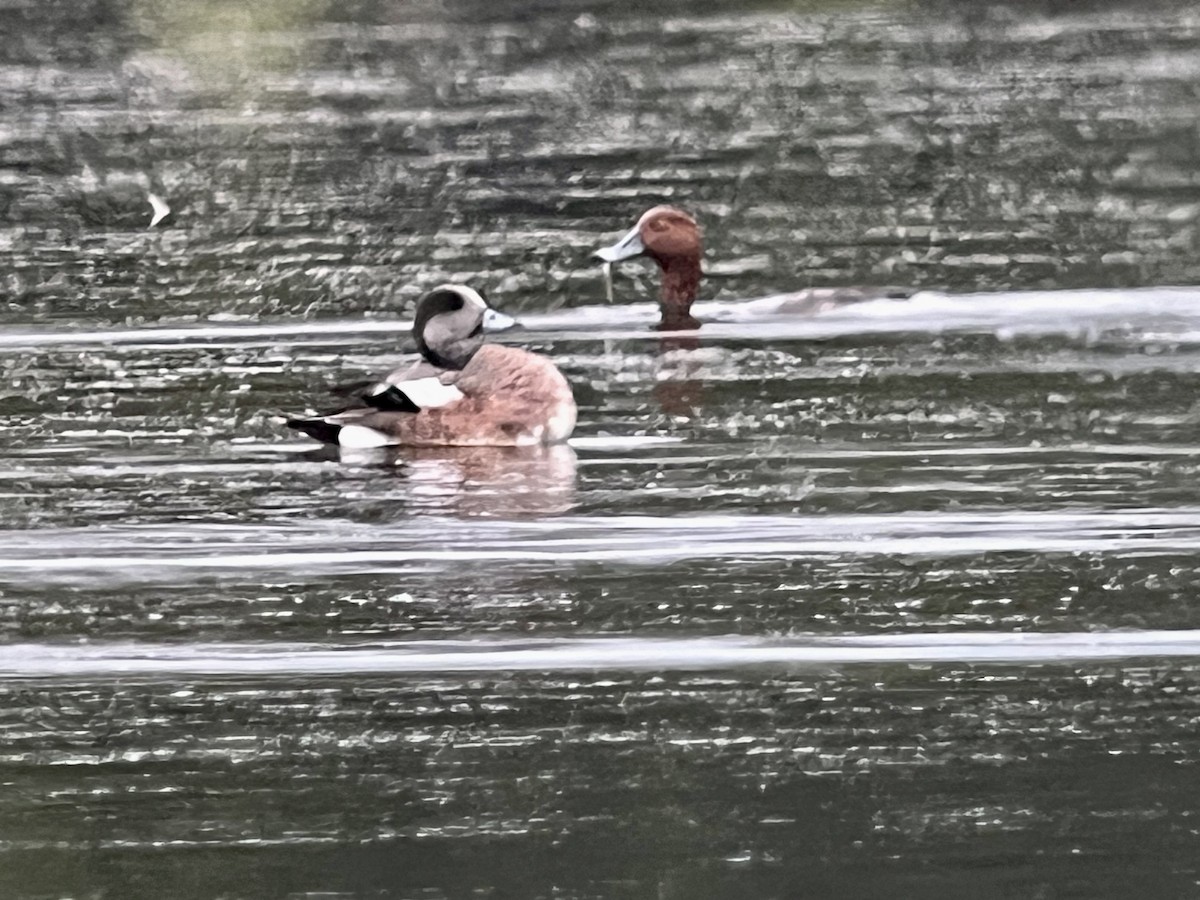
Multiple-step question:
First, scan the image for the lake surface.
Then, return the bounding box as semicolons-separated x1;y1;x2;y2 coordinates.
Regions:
6;0;1200;897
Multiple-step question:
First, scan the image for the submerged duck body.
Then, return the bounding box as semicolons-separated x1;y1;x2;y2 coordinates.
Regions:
593;205;912;330
286;284;576;448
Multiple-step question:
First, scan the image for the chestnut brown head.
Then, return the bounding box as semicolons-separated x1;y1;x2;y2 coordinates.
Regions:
593;206;702;267
593;206;703;330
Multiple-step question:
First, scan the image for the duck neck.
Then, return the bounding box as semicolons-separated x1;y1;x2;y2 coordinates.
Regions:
658;255;701;331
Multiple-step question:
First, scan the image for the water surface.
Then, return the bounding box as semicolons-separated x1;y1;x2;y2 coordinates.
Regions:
5;0;1200;897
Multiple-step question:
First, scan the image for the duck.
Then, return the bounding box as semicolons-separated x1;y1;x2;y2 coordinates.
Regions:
592;205;912;330
286;284;576;448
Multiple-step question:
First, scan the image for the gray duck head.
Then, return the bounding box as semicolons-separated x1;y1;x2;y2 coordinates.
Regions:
413;284;515;369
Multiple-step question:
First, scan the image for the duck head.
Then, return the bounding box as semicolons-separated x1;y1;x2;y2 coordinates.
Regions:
414;284;516;369
593;206;703;330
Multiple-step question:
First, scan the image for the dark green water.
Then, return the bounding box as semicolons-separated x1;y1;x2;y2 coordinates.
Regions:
6;0;1200;897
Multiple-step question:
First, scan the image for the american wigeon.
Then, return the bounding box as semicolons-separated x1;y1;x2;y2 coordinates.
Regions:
286;284;576;448
593;205;911;330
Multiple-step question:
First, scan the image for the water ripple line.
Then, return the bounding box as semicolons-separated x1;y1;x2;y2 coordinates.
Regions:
1;630;1198;678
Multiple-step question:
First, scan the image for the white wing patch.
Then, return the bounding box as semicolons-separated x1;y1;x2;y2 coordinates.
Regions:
382;377;464;410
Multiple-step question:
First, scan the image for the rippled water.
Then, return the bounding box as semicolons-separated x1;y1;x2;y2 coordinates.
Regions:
7;0;1200;897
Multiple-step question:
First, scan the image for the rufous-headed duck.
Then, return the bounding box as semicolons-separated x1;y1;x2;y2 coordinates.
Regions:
593;205;911;330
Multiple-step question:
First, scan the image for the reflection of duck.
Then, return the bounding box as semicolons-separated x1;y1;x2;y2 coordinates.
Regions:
306;443;578;517
286;284;576;448
593;205;912;331
399;443;578;517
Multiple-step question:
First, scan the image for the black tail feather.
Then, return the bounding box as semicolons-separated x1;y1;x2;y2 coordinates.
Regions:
286;416;342;445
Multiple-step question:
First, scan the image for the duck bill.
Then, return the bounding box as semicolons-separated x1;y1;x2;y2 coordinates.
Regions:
592;226;645;263
482;308;519;332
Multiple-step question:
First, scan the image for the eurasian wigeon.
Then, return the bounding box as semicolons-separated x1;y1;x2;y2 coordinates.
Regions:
286;284;576;448
593;205;912;330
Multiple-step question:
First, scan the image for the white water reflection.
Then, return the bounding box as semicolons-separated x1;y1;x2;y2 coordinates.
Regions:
523;285;1200;341
0;509;1197;581
0;319;412;349
4;630;1200;678
2;285;1200;351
